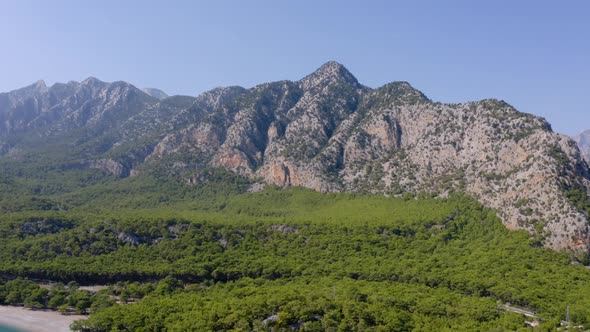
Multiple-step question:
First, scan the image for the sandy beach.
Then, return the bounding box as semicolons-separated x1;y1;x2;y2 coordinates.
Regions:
0;306;86;332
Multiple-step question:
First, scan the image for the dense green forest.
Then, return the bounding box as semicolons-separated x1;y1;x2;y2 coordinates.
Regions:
1;180;590;330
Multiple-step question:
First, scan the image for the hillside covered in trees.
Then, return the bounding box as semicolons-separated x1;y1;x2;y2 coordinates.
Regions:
1;186;590;331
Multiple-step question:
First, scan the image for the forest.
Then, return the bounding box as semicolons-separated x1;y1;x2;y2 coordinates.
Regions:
1;184;590;331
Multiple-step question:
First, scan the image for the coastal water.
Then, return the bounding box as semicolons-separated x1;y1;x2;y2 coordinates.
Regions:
0;324;26;332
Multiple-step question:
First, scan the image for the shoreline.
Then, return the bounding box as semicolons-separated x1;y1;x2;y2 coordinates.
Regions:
0;306;86;332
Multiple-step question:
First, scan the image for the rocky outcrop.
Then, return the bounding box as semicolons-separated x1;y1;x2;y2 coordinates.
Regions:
575;130;590;164
88;159;129;177
117;232;142;246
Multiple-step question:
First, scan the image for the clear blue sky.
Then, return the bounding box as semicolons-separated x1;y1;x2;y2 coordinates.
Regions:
1;0;588;135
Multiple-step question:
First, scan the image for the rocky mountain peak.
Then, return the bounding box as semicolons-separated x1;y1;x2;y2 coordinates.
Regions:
81;77;106;88
142;88;169;100
8;80;48;98
108;80;137;90
299;61;360;90
367;81;430;106
34;80;48;91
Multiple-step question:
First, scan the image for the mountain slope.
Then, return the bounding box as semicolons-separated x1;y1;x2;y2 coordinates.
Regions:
0;78;159;154
0;61;589;252
575;129;590;163
143;62;590;251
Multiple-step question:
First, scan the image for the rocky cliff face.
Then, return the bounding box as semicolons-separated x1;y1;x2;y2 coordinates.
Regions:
575;130;590;164
1;61;589;251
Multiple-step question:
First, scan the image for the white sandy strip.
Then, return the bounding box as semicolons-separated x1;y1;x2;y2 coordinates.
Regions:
0;306;86;332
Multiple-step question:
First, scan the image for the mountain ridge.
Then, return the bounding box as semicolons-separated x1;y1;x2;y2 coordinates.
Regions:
142;87;168;100
0;61;589;252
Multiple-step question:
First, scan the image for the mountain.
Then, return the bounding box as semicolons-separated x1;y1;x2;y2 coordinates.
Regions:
0;77;157;146
575;130;590;163
0;61;589;252
142;87;169;100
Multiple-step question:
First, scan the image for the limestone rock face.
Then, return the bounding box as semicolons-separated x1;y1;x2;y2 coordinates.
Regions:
575;130;590;164
1;62;589;252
